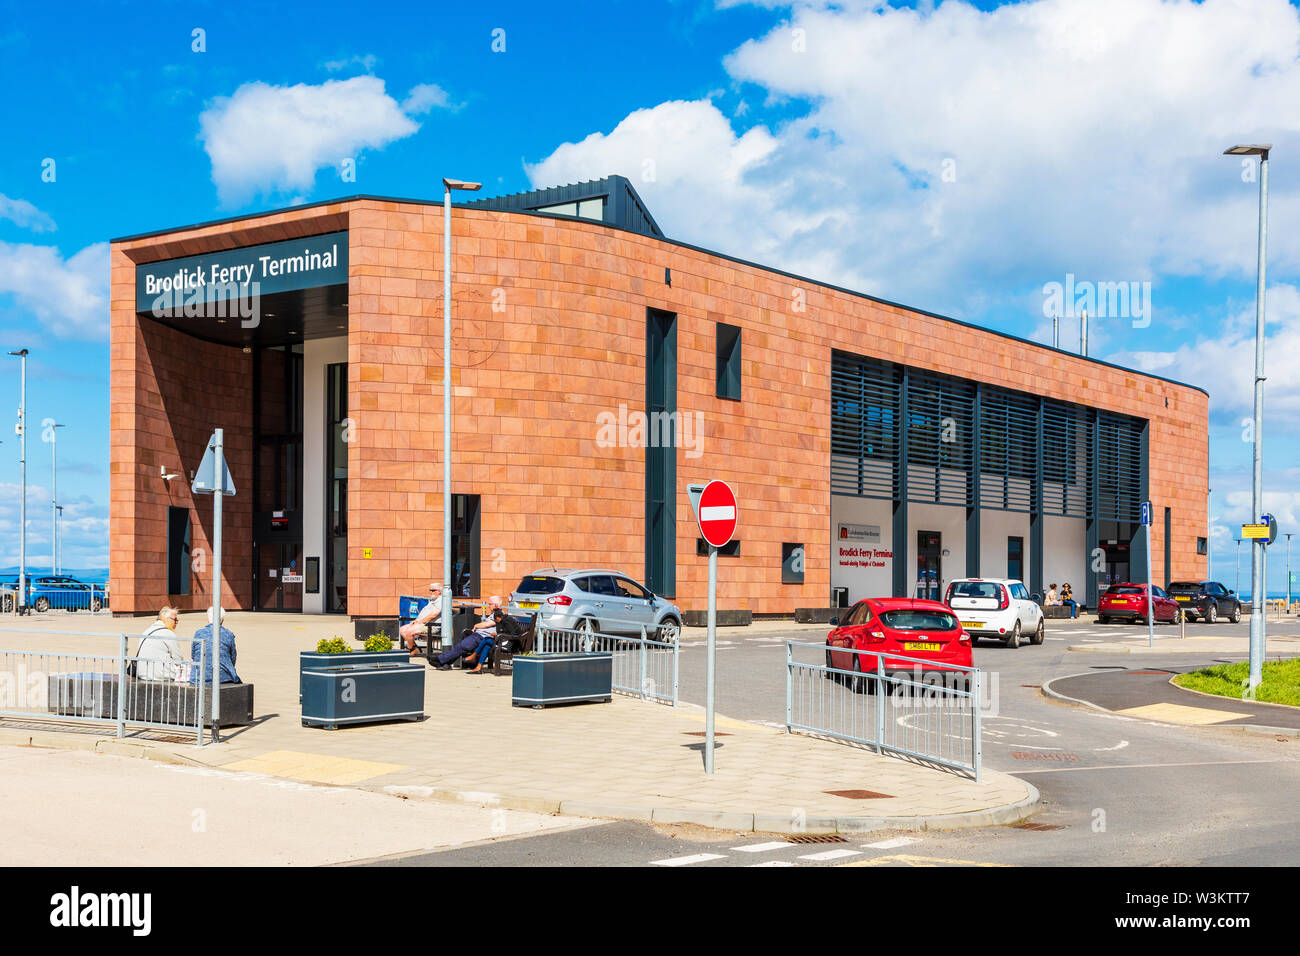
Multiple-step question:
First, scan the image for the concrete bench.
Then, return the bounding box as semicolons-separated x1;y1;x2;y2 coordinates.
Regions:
682;608;752;627
46;673;254;727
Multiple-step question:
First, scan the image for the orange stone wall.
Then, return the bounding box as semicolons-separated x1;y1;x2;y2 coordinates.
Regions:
110;198;1209;617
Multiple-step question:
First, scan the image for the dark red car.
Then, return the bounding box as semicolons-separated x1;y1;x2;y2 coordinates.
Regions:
825;597;973;691
1098;583;1183;625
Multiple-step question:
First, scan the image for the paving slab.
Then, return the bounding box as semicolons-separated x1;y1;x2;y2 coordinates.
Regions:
0;612;1036;833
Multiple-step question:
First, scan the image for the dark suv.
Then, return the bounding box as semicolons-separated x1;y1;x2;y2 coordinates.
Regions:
1166;581;1241;624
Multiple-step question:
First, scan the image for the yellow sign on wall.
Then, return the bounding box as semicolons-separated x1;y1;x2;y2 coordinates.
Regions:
363;548;373;559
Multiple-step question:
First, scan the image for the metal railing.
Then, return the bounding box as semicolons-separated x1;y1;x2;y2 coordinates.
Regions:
1;585;110;614
0;628;208;744
785;640;982;781
535;623;678;706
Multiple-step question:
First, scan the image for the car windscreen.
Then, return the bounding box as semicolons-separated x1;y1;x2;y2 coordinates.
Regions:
1108;586;1144;595
1168;582;1202;591
949;582;1001;600
880;610;959;631
514;576;565;595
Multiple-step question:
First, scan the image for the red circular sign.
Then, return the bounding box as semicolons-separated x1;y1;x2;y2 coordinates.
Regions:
697;479;738;549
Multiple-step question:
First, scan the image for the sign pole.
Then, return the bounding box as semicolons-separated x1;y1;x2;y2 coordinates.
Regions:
210;429;223;743
706;543;717;775
1141;500;1154;648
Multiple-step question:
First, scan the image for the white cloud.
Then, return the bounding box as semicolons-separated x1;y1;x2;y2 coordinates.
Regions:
198;76;422;203
0;194;55;233
528;0;1300;317
402;83;453;114
0;241;108;339
323;53;378;73
0;484;108;570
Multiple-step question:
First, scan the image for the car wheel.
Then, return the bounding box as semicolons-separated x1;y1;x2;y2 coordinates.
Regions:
1230;604;1241;624
33;597;49;613
656;619;680;644
1206;603;1217;624
1032;618;1045;645
575;617;598;651
90;598;103;612
1171;608;1183;625
1099;614;1110;624
1004;621;1021;649
850;656;868;695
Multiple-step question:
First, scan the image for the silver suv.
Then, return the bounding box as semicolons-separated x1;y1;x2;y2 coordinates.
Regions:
507;568;683;643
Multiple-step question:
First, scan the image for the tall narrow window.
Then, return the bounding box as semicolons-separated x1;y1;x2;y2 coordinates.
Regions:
451;494;481;598
166;506;191;595
646;308;677;597
716;322;742;400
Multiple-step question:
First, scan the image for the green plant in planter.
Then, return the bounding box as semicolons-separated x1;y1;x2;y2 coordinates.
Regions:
364;632;394;652
315;637;351;654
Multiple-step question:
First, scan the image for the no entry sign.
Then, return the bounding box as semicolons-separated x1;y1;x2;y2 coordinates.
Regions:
694;479;738;549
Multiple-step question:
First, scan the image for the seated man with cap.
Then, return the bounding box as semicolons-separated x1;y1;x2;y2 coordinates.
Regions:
400;582;443;654
432;595;503;670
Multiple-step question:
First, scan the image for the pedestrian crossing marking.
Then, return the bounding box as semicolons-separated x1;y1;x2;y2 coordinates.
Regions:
750;860;796;867
222;750;406;786
839;853;1014;867
1114;702;1250;725
863;836;919;849
650;853;728;867
798;848;862;862
732;841;793;853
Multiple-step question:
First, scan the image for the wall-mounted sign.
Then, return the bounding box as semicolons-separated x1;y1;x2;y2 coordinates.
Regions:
135;230;348;314
838;523;881;543
282;574;304;584
363;548;373;559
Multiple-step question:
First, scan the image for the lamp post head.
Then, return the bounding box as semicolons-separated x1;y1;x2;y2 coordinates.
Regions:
8;349;28;357
442;178;482;192
1225;144;1272;159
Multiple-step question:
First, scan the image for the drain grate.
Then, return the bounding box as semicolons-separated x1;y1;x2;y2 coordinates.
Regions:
1009;822;1065;831
682;731;732;737
787;834;848;845
824;788;894;800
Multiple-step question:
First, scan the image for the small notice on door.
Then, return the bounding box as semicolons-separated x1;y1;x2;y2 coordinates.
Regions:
268;569;277;578
282;574;304;584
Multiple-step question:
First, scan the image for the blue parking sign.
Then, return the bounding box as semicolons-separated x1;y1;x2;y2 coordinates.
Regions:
1140;501;1152;526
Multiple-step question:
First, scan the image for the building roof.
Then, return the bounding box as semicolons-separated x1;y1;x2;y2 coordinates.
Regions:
463;175;663;238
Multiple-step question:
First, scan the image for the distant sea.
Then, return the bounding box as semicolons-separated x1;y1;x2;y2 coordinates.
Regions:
0;566;108;584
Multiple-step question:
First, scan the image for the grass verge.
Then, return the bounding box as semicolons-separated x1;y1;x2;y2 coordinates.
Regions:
1173;658;1300;707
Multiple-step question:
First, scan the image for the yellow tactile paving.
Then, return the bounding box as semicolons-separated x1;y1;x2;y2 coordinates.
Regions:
841;854;1014;867
222;750;407;785
1115;702;1250;725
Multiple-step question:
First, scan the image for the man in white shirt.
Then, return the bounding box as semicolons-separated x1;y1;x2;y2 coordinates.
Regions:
401;583;443;654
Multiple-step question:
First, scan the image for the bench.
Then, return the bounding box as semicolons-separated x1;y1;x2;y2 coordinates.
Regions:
398;596;480;656
490;613;538;676
46;673;254;728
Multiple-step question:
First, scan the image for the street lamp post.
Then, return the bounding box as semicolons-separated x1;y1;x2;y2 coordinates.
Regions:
49;421;64;574
1235;537;1242;596
1286;532;1294;613
441;177;482;638
8;350;27;611
1224;143;1271;690
55;505;63;577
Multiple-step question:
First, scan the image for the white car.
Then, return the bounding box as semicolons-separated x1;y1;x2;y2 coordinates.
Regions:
943;577;1044;648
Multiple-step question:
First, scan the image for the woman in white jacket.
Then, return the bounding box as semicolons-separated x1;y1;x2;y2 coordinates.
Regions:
135;606;187;681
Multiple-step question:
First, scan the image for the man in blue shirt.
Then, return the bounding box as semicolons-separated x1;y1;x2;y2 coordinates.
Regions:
190;606;241;684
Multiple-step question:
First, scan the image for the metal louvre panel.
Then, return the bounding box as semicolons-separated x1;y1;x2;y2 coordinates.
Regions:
831;351;901;499
1042;400;1090;516
1098;412;1143;522
978;386;1037;512
905;370;975;505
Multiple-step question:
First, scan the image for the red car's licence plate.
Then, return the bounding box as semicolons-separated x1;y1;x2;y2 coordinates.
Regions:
904;642;941;652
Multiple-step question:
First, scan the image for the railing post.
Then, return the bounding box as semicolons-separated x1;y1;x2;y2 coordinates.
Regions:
873;651;885;754
195;630;206;747
972;668;983;783
116;632;127;738
639;625;648;701
784;641;792;733
672;631;679;707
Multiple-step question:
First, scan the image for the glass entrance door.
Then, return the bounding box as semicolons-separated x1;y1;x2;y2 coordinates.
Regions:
252;345;304;611
916;531;942;600
326;363;347;613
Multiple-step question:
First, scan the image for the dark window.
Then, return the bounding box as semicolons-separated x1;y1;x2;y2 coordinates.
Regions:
1197;537;1208;555
584;575;619;597
516;575;565;595
696;538;741;557
950;581;1001;600
1007;536;1024;581
304;557;320;595
880;609;959;631
782;543;805;585
614;577;652;600
645;308;677;597
451;494;481;597
166;506;191;595
716;322;742;400
845;601;872;626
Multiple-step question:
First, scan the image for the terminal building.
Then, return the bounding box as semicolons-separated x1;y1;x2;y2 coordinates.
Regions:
109;175;1209;624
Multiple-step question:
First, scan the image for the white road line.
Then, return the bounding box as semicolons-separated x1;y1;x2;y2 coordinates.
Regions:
732;841;794;853
863;836;919;849
798;848;863;862
750;860;797;867
650;853;728;866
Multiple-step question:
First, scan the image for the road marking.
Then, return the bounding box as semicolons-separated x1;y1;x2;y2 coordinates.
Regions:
863;836;919;849
1115;702;1251;725
731;841;793;853
798;848;862;861
1010;758;1296;774
750;860;796;867
1092;740;1130;752
650;853;728;867
840;854;1013;867
221;750;407;786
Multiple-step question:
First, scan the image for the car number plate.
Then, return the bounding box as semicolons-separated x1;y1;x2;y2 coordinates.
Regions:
904;642;941;652
960;621;983;629
518;601;540;610
1175;596;1190;602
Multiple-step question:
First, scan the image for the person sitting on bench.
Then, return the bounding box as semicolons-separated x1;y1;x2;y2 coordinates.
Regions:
432;595;502;670
464;609;524;674
400;582;443;654
1060;582;1078;619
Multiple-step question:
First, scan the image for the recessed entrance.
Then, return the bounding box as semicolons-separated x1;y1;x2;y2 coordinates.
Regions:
916;530;942;600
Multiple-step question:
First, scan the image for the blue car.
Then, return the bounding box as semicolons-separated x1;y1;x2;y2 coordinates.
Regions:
26;576;108;612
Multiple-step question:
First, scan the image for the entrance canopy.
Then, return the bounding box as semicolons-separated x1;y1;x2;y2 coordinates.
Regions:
133;230;349;348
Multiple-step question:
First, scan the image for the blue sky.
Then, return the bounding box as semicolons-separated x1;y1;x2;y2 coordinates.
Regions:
2;0;1299;591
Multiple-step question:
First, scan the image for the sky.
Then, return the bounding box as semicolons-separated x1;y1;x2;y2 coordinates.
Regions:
1;0;1299;590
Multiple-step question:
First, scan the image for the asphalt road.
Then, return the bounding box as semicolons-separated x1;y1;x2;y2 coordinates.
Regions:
382;616;1300;867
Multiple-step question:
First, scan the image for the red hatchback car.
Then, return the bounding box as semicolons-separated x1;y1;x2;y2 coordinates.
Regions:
826;598;973;690
1098;583;1183;625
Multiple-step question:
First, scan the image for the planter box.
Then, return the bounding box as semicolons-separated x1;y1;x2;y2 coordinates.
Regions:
299;650;410;702
511;652;613;708
795;607;839;624
46;673;254;727
301;662;425;730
